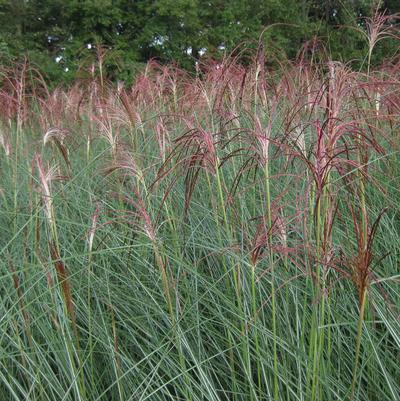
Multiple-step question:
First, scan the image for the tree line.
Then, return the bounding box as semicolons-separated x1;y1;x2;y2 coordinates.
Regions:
0;0;398;84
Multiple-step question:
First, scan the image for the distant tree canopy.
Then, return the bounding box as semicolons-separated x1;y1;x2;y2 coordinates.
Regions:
0;0;398;84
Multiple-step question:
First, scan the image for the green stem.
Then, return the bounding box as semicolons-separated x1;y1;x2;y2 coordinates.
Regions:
264;161;279;400
251;262;262;398
350;290;367;401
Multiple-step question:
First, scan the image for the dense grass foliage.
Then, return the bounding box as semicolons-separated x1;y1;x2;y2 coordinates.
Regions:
0;52;399;401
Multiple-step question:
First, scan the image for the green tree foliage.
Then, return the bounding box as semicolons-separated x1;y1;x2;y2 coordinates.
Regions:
0;0;398;84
